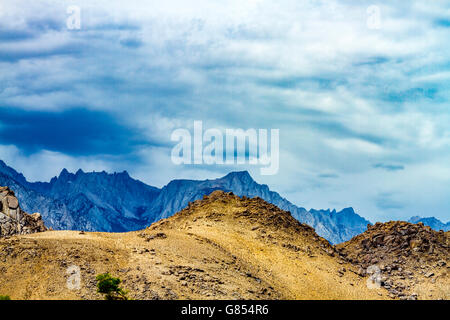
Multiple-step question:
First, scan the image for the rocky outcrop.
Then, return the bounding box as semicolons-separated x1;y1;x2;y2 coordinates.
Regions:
337;221;449;268
0;186;47;237
337;221;449;300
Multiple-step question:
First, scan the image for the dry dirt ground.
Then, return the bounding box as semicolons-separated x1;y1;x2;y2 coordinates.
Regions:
0;191;447;300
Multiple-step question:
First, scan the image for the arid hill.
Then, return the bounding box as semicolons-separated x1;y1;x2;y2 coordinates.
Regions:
0;191;447;300
0;190;379;300
337;221;449;300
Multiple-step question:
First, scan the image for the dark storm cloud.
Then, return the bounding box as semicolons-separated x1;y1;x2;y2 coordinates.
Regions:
0;44;83;62
375;192;405;210
119;37;143;48
373;163;405;172
434;18;450;28
0;107;153;156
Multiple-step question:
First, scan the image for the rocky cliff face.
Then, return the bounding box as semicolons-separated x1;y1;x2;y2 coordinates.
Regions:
0;186;47;237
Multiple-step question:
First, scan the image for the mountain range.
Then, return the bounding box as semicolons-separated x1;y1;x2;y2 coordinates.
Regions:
0;160;447;243
408;216;450;232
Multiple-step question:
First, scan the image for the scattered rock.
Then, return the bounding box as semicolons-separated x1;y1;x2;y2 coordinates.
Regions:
408;293;418;300
139;232;168;242
356;267;366;277
437;260;446;267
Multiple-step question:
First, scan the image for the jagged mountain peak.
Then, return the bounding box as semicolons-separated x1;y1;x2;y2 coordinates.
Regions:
59;168;70;175
115;170;130;178
0;160;27;184
221;170;253;182
162;171;255;189
58;168;74;181
52;168;134;185
341;207;356;214
311;207;357;215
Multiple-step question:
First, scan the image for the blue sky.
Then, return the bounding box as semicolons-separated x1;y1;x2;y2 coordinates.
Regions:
0;0;449;222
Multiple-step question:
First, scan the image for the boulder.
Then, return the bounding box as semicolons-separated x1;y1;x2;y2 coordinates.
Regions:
6;195;19;209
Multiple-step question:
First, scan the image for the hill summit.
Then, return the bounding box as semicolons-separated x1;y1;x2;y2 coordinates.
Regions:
152;190;323;238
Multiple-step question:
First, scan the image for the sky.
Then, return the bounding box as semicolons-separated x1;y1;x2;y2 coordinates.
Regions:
0;0;449;222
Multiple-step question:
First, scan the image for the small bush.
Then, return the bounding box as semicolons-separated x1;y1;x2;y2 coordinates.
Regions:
96;273;128;300
0;295;11;300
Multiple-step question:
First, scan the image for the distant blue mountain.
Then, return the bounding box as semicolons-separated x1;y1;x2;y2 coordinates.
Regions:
409;216;450;232
0;160;159;232
0;160;391;243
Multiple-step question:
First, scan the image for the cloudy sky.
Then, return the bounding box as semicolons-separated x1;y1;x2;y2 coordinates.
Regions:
0;0;449;222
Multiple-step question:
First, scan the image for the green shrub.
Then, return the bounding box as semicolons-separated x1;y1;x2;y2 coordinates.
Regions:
0;295;11;300
96;273;128;300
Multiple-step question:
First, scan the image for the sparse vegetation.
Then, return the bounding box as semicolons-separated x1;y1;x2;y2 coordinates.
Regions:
96;273;128;300
0;295;11;300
